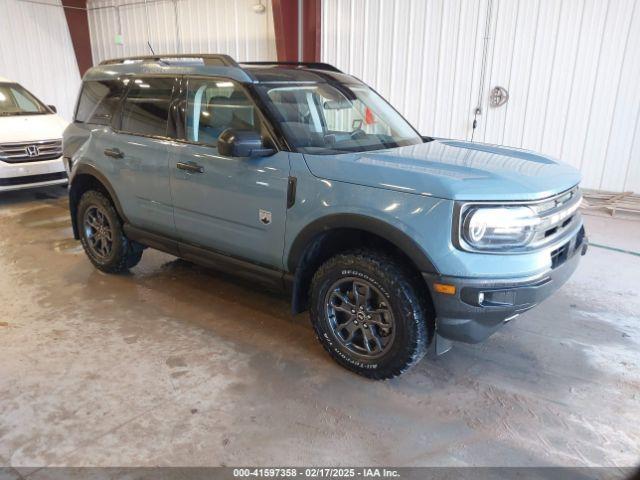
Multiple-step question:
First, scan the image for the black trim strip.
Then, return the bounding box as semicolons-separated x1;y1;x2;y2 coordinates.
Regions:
0;153;63;163
179;243;285;291
287;176;297;209
0;172;67;186
123;225;180;256
123;224;286;291
241;61;343;73
287;213;439;274
71;164;128;223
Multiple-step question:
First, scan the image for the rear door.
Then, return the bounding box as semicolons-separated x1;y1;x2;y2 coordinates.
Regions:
106;76;178;238
167;76;290;270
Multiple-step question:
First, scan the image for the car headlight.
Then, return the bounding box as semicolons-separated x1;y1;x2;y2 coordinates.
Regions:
461;206;540;251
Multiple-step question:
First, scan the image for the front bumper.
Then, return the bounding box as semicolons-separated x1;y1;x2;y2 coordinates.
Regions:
423;226;588;344
0;157;67;192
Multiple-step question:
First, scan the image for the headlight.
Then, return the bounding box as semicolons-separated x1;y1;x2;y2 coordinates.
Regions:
461;206;540;251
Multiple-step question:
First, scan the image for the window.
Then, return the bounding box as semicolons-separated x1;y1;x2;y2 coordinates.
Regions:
186;78;262;146
256;83;422;154
75;79;126;125
0;83;48;116
13;89;41;112
120;77;174;137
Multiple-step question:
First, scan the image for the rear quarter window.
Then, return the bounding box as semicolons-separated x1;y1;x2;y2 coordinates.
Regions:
75;79;126;125
119;77;175;138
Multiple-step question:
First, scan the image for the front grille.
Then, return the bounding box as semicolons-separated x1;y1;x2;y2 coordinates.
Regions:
529;187;582;249
0;171;67;186
550;225;585;269
0;139;63;163
550;242;570;268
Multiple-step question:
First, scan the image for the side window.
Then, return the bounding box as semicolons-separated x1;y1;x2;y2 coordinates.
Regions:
75;80;126;125
186;78;262;146
120;77;174;137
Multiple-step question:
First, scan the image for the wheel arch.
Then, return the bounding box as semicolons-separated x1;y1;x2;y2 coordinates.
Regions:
69;165;127;239
287;214;439;314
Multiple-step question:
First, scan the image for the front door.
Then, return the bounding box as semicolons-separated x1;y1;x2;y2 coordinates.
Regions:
168;77;290;270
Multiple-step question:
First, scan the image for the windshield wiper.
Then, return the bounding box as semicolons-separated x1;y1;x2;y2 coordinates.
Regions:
14;111;46;116
0;112;33;116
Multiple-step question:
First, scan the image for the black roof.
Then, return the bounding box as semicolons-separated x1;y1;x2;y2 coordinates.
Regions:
240;63;360;84
91;54;361;85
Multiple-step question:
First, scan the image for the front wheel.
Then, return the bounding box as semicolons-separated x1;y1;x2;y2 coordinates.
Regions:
77;190;143;273
310;250;433;380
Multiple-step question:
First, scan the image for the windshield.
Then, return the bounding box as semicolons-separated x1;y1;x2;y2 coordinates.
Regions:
256;82;423;154
0;83;49;116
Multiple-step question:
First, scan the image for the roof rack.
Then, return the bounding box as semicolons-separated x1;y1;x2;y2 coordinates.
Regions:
241;61;343;73
98;56;342;74
99;54;240;67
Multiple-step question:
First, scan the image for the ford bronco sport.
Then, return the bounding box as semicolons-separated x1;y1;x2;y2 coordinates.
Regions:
63;54;587;379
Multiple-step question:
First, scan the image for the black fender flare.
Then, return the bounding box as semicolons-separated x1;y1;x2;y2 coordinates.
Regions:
69;164;128;238
286;213;439;275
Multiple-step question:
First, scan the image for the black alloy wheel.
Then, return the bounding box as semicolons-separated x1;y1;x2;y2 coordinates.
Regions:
83;204;114;260
325;277;396;359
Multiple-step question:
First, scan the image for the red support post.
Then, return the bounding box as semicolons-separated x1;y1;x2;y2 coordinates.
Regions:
302;0;321;62
61;0;93;75
272;0;321;62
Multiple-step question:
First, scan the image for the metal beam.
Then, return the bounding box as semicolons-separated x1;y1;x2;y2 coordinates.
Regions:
272;0;321;62
61;0;93;75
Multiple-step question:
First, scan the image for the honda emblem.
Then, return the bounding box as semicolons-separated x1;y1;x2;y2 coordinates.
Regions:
25;145;40;157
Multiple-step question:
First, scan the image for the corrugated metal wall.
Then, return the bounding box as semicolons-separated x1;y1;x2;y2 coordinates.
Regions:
87;0;277;65
322;0;640;193
0;0;81;121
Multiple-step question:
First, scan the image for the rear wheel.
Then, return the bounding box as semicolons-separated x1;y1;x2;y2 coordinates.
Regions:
77;190;143;273
310;250;433;379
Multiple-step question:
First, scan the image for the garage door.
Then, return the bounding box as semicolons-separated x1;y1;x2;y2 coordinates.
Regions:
321;0;640;193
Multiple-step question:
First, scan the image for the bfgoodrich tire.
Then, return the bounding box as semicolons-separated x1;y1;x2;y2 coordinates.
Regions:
310;250;434;379
77;190;143;273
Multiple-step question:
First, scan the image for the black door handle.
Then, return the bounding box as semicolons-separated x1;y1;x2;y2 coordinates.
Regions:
177;161;204;174
104;148;124;159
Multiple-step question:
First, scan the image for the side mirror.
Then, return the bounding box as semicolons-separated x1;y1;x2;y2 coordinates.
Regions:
48;105;57;113
217;129;275;157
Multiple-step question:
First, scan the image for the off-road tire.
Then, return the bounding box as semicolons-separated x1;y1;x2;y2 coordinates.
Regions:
77;190;143;273
310;250;434;380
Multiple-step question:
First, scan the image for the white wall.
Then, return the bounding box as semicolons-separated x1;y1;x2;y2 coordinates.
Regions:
88;0;277;65
322;0;640;193
0;0;81;121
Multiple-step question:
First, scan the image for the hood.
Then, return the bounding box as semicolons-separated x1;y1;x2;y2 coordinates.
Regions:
0;114;68;143
302;139;581;201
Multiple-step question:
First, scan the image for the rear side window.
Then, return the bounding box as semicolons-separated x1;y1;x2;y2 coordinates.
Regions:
75;80;126;125
119;77;174;137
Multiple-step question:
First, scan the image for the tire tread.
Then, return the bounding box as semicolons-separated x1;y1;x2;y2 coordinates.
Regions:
310;249;433;380
77;190;142;273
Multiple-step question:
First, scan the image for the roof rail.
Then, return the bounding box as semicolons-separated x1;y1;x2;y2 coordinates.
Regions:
99;54;240;67
241;61;343;73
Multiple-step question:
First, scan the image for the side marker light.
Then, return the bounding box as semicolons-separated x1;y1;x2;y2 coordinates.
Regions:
434;283;456;295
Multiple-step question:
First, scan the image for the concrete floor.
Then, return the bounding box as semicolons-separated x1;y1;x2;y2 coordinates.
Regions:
0;186;639;470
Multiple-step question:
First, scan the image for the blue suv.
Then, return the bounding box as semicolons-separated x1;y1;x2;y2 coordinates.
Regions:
63;54;587;379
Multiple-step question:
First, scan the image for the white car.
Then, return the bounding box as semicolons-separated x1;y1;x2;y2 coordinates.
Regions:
0;77;68;192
